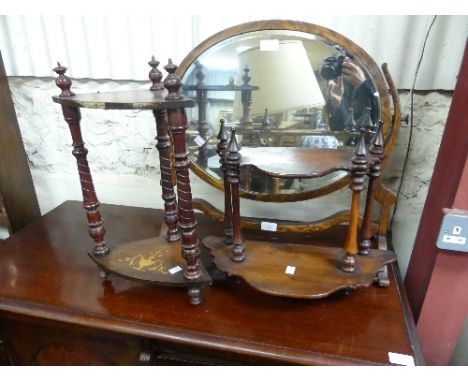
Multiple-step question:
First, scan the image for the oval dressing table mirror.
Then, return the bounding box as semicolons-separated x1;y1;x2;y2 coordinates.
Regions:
177;20;400;239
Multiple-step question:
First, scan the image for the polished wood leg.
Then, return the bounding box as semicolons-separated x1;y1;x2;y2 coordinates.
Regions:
187;285;202;306
359;160;381;256
62;105;109;257
226;127;245;262
360;120;385;256
167;108;202;280
153;109;180;242
216;119;233;244
342;130;368;272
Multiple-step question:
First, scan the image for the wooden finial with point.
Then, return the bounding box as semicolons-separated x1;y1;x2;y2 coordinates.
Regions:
164;59;182;100
370;120;385;157
52;62;75;97
362;107;375;132
148;56;163;91
345;107;356;132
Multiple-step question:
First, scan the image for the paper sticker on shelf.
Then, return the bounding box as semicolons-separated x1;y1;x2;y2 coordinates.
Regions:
168;266;182;275
388;352;415;366
194;135;206;147
261;221;277;232
285;266;296;275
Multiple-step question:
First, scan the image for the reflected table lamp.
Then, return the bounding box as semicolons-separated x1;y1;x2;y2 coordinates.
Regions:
233;40;326;129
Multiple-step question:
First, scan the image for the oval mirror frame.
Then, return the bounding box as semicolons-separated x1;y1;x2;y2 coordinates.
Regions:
177;20;399;203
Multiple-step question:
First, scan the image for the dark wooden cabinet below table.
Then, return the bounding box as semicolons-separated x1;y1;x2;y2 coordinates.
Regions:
0;201;423;365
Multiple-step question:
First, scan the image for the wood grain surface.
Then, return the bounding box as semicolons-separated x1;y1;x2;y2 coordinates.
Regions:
52;90;195;110
0;201;422;365
203;236;396;299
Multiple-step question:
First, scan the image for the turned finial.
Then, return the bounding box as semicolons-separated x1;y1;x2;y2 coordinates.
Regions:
148;55;163;91
228;126;240;154
345;107;356;132
261;108;271;130
217;119;228;143
355;127;368;158
194;61;205;85
370;120;385;157
217;119;229;167
164;59;182;100
350;127;369;196
362;107;375;132
52;62;75;97
242;65;251;86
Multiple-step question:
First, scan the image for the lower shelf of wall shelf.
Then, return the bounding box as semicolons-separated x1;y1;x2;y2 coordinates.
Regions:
89;237;212;286
203;236;396;299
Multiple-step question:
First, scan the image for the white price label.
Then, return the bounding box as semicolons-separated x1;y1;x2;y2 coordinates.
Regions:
168;265;183;275
194;135;206;147
285;266;296;275
388;352;415;366
261;221;277;232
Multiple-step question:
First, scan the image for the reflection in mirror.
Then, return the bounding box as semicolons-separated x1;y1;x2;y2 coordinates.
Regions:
181;30;381;195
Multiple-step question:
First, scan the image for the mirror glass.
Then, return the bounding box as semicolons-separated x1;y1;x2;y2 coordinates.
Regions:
181;29;381;195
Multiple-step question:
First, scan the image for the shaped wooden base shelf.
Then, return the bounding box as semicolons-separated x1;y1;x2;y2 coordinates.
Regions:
203;236;396;299
89;237;211;287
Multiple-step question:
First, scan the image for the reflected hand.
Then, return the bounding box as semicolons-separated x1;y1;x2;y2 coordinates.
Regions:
342;61;366;88
325;76;344;109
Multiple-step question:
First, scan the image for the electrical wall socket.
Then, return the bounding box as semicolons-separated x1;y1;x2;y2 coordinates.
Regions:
436;210;468;252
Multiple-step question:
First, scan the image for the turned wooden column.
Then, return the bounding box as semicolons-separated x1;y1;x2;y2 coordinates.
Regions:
240;65;253;128
153;109;180;242
342;128;368;272
217;119;233;244
194;62;209;168
53;63;109;256
149;57;180;242
165;59;202;280
359;121;384;256
226;126;245;262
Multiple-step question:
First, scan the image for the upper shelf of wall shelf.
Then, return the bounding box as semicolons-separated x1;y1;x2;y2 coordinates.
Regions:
52;90;195;110
239;147;379;179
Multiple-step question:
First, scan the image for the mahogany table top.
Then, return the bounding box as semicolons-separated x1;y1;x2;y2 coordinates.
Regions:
0;201;423;365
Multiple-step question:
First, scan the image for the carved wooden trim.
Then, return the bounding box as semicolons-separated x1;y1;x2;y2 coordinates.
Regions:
216;119;233;244
193;198;365;234
226;127;244;262
373;180;397;238
359;121;385;255
342;130;368;272
61;106;109;256
167;108;201;280
153;109;180;242
382;63;400;162
189;164;351;203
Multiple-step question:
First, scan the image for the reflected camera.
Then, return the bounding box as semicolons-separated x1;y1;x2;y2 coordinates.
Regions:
320;54;346;80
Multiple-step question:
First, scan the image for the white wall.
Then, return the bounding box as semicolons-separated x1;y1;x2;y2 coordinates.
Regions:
1;15;467;89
